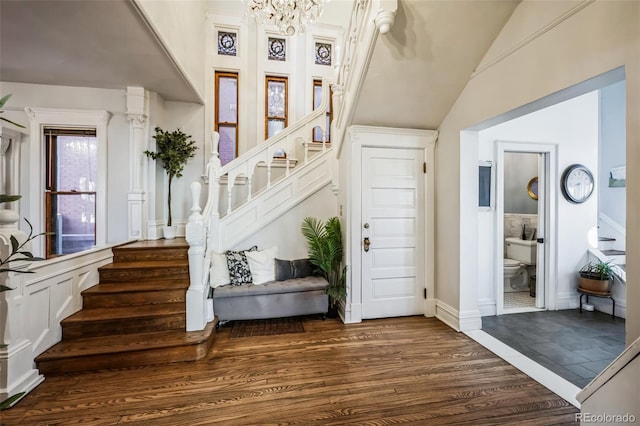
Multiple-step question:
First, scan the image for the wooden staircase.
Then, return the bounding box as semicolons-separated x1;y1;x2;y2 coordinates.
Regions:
35;239;217;375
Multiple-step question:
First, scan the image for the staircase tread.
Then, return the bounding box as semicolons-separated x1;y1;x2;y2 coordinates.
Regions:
63;303;185;323
100;260;188;269
115;239;189;250
598;237;616;242
82;279;189;294
602;249;625;256
37;321;217;361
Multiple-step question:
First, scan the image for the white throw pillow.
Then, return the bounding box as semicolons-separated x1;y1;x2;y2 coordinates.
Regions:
245;246;278;285
210;252;231;288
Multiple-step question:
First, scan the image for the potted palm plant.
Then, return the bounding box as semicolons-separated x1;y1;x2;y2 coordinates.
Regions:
301;216;347;317
144;127;197;239
578;260;614;293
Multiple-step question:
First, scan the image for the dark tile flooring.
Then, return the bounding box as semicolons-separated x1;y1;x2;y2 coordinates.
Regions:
482;309;625;388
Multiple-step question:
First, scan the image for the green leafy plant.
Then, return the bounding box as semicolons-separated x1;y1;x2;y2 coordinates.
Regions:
0;391;24;411
0;195;48;291
0;94;26;128
144;127;198;227
579;260;614;281
301;217;347;308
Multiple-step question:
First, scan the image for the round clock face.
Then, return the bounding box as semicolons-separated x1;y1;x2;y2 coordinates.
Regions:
561;164;594;203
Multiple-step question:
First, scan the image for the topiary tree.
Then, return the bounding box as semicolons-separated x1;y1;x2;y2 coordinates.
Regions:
144;127;198;227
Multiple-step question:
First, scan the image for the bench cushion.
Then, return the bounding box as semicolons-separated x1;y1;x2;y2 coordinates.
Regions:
213;275;328;299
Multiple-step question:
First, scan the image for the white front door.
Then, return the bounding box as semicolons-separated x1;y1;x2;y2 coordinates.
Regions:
361;147;425;319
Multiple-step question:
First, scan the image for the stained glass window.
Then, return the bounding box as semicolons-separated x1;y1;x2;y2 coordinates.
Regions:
268;37;286;61
315;42;331;66
265;76;288;139
218;31;237;56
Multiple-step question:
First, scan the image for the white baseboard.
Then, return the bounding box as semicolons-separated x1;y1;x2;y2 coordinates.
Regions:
459;308;483;331
425;298;436;317
556;292;580;310
479;298;497;317
435;300;460;331
343;302;362;324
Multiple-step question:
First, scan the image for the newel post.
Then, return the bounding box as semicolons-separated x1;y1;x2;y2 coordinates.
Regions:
185;181;211;331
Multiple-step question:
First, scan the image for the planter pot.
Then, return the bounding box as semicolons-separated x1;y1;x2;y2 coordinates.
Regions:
163;225;177;240
579;276;611;293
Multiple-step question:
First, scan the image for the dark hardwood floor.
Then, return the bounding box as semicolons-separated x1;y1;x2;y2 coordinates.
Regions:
2;316;578;425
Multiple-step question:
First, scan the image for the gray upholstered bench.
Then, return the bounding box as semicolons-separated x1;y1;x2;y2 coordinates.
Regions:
212;275;329;321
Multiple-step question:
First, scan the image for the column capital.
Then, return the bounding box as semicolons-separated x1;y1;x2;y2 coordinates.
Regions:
127;114;147;129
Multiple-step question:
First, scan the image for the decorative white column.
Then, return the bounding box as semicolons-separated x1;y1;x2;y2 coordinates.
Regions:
126;87;149;240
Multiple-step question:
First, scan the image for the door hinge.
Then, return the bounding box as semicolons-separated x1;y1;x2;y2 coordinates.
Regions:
423;162;427;174
423;288;427;299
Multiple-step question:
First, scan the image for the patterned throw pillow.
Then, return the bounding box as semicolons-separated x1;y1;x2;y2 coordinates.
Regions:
226;246;257;285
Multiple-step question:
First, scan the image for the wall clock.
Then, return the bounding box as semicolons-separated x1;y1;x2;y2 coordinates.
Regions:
561;164;594;203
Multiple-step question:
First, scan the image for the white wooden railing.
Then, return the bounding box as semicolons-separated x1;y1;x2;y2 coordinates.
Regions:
184;79;333;331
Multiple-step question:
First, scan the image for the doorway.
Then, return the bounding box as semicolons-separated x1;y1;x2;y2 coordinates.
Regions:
344;126;436;324
495;142;557;316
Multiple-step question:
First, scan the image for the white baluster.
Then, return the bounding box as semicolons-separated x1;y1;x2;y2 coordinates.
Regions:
267;164;272;189
247;175;252;202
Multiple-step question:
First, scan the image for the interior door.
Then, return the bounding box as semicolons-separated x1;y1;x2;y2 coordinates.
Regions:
361;147;425;319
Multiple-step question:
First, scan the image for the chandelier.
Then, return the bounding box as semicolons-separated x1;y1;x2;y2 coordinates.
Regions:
247;0;325;36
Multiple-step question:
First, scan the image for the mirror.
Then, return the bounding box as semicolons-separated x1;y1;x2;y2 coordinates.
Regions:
527;176;538;200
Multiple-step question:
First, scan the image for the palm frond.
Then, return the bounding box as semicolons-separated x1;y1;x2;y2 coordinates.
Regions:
301;216;348;303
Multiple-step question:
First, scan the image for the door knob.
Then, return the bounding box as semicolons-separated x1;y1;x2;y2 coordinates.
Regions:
363;237;371;252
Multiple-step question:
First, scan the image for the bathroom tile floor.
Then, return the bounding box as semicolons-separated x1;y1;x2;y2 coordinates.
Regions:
481;309;625;388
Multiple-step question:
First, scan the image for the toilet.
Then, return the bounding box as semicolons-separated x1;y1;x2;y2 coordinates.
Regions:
504;237;537;292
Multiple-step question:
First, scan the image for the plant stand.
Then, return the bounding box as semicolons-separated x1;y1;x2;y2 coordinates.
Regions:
577;287;615;319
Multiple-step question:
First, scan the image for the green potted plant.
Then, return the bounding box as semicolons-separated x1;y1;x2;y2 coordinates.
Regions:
578;260;614;293
301;216;347;317
0;94;26;129
144;127;197;239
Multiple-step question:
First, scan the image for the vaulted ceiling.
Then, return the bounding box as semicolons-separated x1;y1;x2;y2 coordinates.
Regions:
352;0;519;130
0;0;519;128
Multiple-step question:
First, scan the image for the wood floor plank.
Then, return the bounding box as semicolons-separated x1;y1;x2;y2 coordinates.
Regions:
1;316;578;425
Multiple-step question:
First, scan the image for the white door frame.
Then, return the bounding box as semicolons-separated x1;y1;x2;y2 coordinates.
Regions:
344;126;437;324
495;141;558;315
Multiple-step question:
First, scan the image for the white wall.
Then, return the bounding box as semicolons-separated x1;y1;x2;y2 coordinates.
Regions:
233;184;337;258
1;82;131;246
205;5;346;157
477;92;600;316
136;0;207;99
599;80;626;235
434;0;640;341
